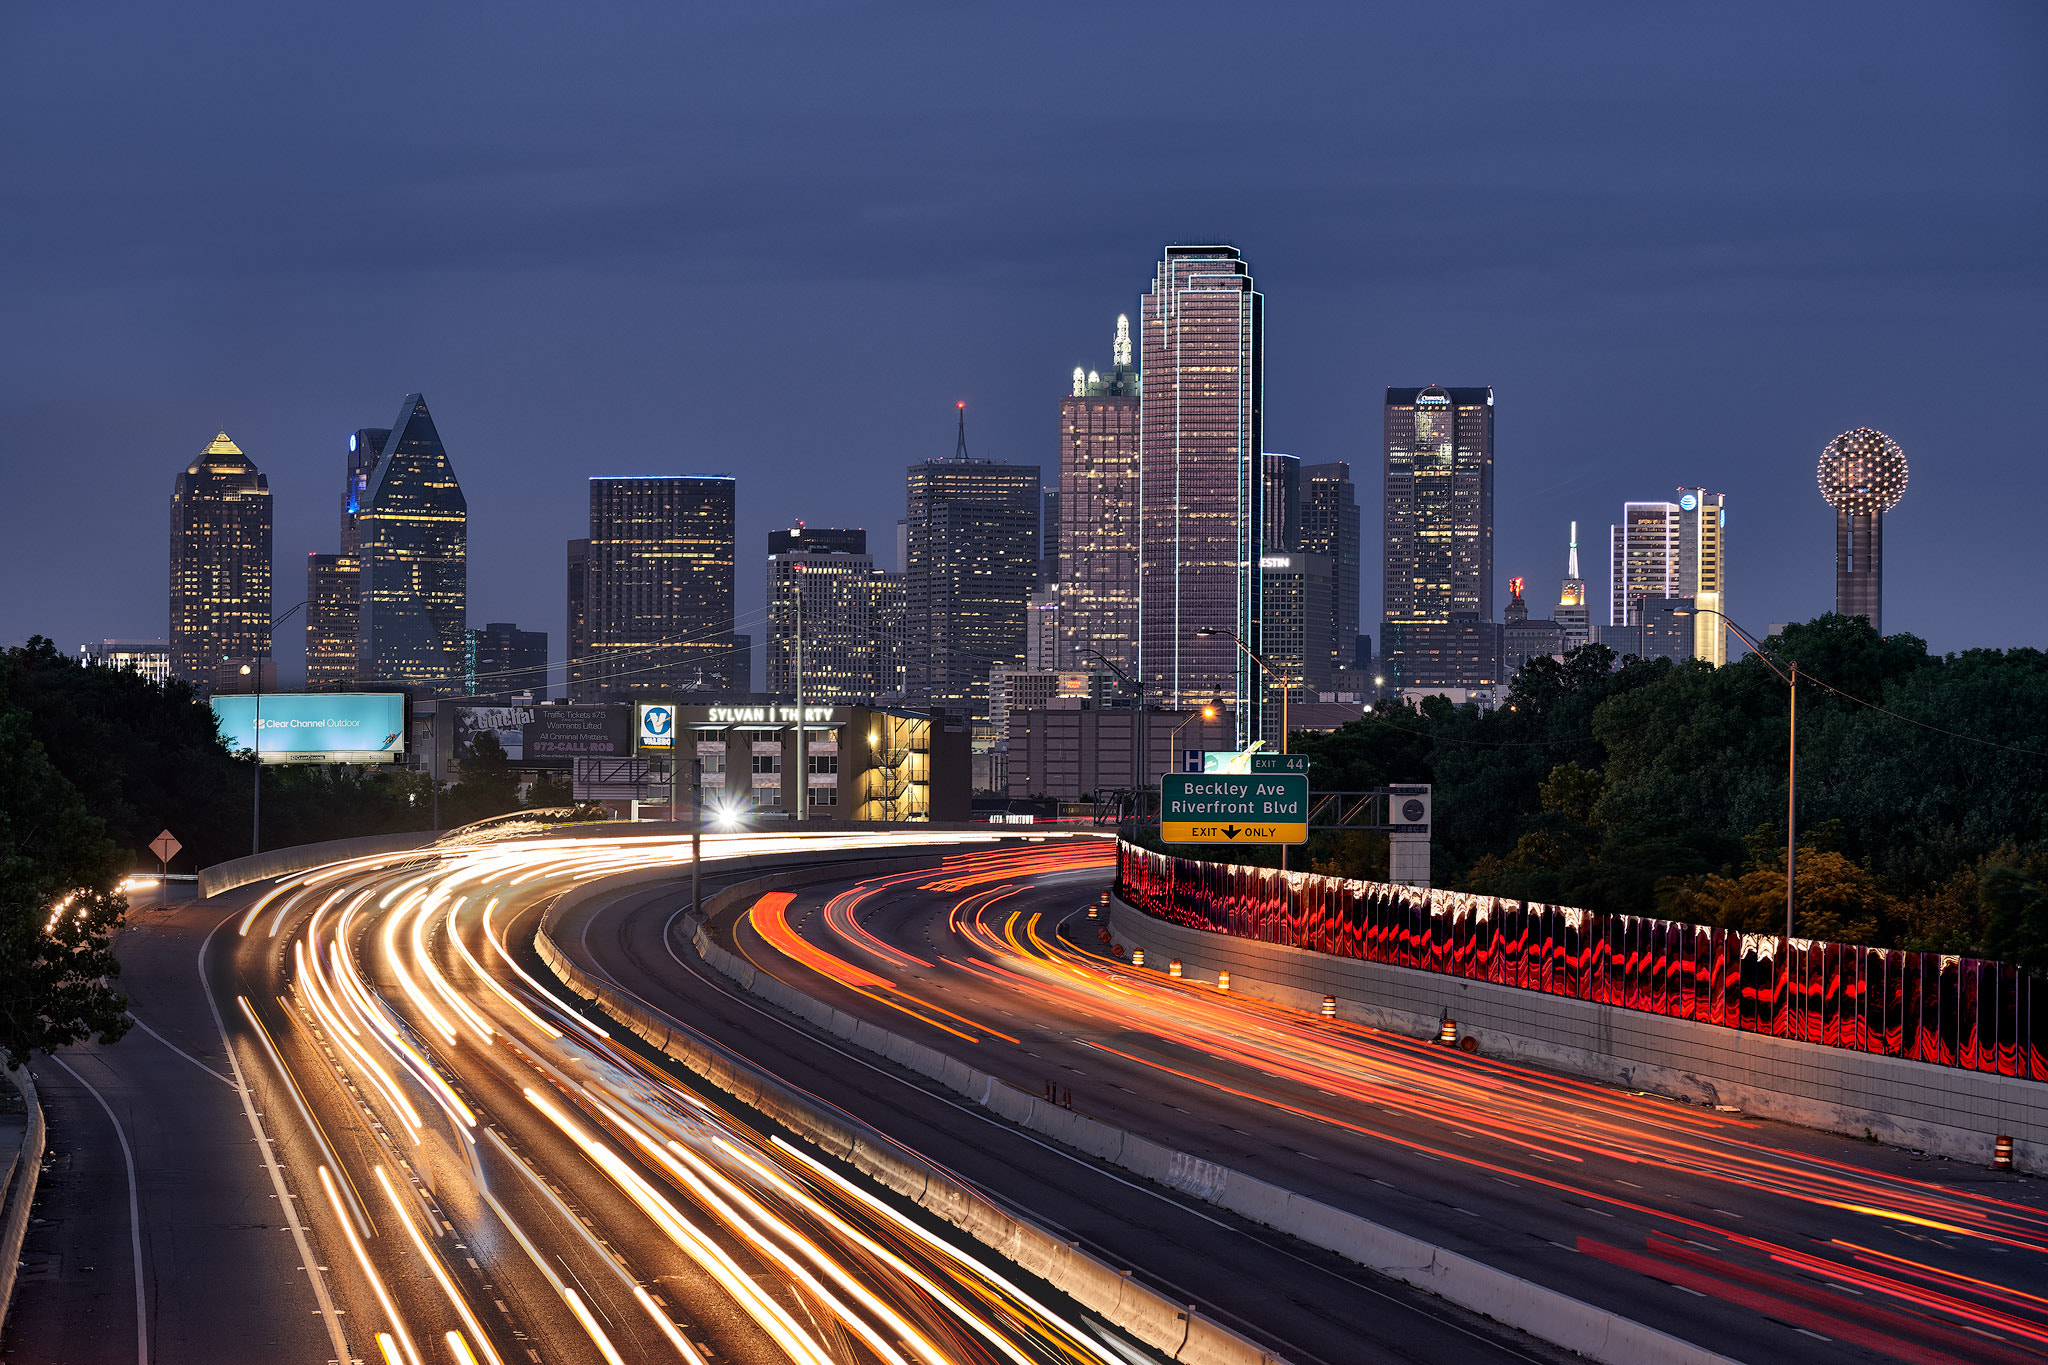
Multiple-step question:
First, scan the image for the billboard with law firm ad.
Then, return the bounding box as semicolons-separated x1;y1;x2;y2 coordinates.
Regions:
210;693;407;764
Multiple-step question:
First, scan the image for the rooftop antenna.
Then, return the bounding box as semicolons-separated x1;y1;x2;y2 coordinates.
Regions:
1567;520;1580;580
1113;314;1132;369
955;401;969;460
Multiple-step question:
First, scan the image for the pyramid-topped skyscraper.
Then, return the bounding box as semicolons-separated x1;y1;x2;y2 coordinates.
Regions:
170;432;272;684
356;394;467;691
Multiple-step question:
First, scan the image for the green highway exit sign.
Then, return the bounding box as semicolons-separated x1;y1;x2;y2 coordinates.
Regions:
1161;773;1308;845
1250;753;1310;774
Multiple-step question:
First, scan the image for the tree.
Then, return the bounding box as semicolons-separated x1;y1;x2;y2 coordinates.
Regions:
441;731;523;827
524;771;574;809
0;704;130;1064
1980;847;2048;974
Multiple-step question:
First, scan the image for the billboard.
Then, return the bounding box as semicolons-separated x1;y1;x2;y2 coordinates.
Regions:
452;703;536;762
211;693;407;764
521;706;632;768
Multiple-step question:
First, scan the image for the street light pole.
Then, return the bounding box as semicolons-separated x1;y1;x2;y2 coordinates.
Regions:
1081;647;1144;828
794;561;805;824
1195;627;1298;869
1666;604;1798;939
245;600;308;856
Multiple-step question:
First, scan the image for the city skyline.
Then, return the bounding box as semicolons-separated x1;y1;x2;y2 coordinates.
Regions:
124;342;1958;699
9;7;2041;681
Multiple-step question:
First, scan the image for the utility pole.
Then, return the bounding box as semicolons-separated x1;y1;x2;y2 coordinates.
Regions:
1787;660;1798;941
794;561;805;823
247;599;307;856
691;756;703;919
1667;604;1799;939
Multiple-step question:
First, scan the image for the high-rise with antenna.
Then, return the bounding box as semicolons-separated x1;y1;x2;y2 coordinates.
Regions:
1556;521;1590;651
1058;314;1141;676
905;404;1041;717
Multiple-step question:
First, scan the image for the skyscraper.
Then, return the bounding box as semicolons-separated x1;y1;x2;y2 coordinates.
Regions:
1610;502;1679;629
1556;522;1591;652
1057;315;1141;675
305;425;393;688
466;622;549;701
169;432;272;685
1608;490;1726;663
767;526;876;703
565;538;590;701
904;407;1040;717
584;476;739;699
1259;550;1334;700
342;428;388;555
1140;246;1263;743
1819;428;1908;636
1300;462;1360;681
1381;386;1497;690
356;395;468;691
1677;489;1728;665
1261;453;1301;552
866;569;909;701
1503;576;1565;673
304;552;360;686
1025;587;1059;671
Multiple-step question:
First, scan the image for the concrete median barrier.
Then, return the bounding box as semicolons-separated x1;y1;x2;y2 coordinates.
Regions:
660;869;1744;1365
537;863;1286;1365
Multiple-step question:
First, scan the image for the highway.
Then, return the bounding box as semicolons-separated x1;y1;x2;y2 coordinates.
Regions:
23;828;1270;1365
20;825;2042;1364
630;838;2048;1365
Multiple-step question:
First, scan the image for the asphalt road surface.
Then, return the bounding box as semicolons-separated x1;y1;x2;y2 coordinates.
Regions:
655;838;2048;1365
15;828;1310;1365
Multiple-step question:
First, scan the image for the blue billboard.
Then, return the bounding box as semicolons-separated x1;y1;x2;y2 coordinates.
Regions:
210;693;407;764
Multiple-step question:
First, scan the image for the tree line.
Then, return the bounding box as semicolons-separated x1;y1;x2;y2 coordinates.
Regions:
0;638;571;1061
1153;616;2048;970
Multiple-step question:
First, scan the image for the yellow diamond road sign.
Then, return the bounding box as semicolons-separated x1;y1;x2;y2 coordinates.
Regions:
1161;773;1308;845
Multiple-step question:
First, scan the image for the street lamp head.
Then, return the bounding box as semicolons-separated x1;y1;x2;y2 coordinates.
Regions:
239;664;251;675
1200;705;1219;720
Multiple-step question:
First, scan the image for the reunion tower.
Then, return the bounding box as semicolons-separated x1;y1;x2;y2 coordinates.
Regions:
1817;427;1908;635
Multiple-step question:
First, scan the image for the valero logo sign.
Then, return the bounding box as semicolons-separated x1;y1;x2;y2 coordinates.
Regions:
637;704;675;750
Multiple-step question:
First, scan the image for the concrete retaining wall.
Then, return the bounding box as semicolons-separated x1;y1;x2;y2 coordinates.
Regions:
533;862;1280;1365
0;1067;46;1334
1108;895;2048;1173
197;831;440;897
633;869;1737;1365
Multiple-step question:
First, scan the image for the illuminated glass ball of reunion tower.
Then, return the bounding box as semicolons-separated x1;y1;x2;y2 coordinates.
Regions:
1817;426;1908;515
1817;427;1907;634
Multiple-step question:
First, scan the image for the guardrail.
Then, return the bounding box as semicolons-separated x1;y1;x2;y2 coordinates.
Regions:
196;832;440;897
0;1067;46;1335
1118;842;2048;1083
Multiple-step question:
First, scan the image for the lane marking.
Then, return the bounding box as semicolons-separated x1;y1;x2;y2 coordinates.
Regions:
123;1010;235;1088
50;1054;148;1365
628;890;1550;1365
197;914;354;1365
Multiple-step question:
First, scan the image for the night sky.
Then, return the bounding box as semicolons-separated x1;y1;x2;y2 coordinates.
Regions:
5;2;2043;683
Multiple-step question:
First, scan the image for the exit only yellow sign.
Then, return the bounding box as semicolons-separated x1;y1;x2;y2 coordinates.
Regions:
1160;774;1308;845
